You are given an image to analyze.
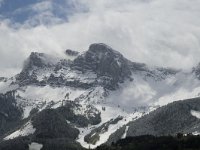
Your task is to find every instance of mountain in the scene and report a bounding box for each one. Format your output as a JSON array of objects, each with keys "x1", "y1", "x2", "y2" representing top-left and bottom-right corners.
[{"x1": 0, "y1": 43, "x2": 200, "y2": 149}]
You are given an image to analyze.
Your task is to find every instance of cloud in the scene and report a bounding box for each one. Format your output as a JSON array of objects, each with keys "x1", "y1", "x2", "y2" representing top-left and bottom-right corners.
[{"x1": 1, "y1": 0, "x2": 200, "y2": 77}]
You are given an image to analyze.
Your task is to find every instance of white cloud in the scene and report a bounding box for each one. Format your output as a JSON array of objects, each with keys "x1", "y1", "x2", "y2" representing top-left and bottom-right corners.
[
  {"x1": 31, "y1": 1, "x2": 52, "y2": 12},
  {"x1": 1, "y1": 0, "x2": 200, "y2": 77}
]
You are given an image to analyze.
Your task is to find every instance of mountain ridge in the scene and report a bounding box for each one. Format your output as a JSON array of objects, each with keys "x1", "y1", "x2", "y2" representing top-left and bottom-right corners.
[{"x1": 1, "y1": 43, "x2": 200, "y2": 149}]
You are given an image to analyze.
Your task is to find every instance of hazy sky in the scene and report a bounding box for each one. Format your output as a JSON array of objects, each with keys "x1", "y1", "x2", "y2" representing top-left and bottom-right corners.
[{"x1": 0, "y1": 0, "x2": 200, "y2": 77}]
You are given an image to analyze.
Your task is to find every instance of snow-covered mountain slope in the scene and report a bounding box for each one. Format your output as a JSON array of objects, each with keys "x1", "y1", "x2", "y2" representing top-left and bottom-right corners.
[{"x1": 1, "y1": 43, "x2": 200, "y2": 149}]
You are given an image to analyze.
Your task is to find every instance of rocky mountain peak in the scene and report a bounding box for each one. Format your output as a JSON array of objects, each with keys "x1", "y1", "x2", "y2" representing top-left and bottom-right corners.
[
  {"x1": 86, "y1": 43, "x2": 128, "y2": 65},
  {"x1": 88, "y1": 43, "x2": 118, "y2": 55},
  {"x1": 27, "y1": 52, "x2": 46, "y2": 68},
  {"x1": 65, "y1": 49, "x2": 79, "y2": 56},
  {"x1": 24, "y1": 52, "x2": 59, "y2": 70},
  {"x1": 72, "y1": 43, "x2": 132, "y2": 89},
  {"x1": 15, "y1": 52, "x2": 60, "y2": 85}
]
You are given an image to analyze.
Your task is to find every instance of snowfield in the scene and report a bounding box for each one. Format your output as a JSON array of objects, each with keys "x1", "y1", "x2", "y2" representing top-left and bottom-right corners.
[
  {"x1": 4, "y1": 121, "x2": 36, "y2": 140},
  {"x1": 76, "y1": 105, "x2": 147, "y2": 149},
  {"x1": 16, "y1": 85, "x2": 87, "y2": 118}
]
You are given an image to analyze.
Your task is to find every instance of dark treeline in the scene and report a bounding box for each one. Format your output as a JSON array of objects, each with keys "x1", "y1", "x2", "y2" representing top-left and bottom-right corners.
[
  {"x1": 96, "y1": 134, "x2": 200, "y2": 150},
  {"x1": 1, "y1": 134, "x2": 200, "y2": 150}
]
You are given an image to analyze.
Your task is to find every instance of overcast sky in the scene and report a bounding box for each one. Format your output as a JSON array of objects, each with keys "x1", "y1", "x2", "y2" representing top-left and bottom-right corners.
[{"x1": 0, "y1": 0, "x2": 200, "y2": 77}]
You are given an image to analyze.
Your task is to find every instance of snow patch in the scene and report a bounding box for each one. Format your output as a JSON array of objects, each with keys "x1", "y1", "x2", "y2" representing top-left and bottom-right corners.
[
  {"x1": 29, "y1": 142, "x2": 43, "y2": 150},
  {"x1": 121, "y1": 126, "x2": 129, "y2": 139},
  {"x1": 4, "y1": 121, "x2": 36, "y2": 140},
  {"x1": 23, "y1": 106, "x2": 34, "y2": 119},
  {"x1": 0, "y1": 79, "x2": 18, "y2": 94},
  {"x1": 191, "y1": 110, "x2": 200, "y2": 119},
  {"x1": 192, "y1": 131, "x2": 200, "y2": 135}
]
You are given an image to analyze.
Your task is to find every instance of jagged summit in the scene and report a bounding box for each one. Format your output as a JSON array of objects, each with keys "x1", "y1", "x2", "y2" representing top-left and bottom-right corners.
[
  {"x1": 73, "y1": 43, "x2": 132, "y2": 88},
  {"x1": 65, "y1": 49, "x2": 79, "y2": 56},
  {"x1": 88, "y1": 43, "x2": 120, "y2": 54},
  {"x1": 87, "y1": 43, "x2": 126, "y2": 64},
  {"x1": 15, "y1": 52, "x2": 61, "y2": 85},
  {"x1": 26, "y1": 52, "x2": 59, "y2": 68}
]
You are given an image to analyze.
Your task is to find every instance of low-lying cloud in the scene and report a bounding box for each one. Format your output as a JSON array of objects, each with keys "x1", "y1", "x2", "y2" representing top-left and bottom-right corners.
[{"x1": 1, "y1": 0, "x2": 200, "y2": 77}]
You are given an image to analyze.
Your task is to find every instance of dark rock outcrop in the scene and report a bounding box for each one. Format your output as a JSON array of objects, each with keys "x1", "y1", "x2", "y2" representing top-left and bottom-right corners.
[
  {"x1": 73, "y1": 43, "x2": 132, "y2": 89},
  {"x1": 65, "y1": 49, "x2": 79, "y2": 56}
]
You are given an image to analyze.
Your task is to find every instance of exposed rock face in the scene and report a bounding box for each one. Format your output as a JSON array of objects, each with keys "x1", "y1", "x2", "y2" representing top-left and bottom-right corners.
[
  {"x1": 0, "y1": 77, "x2": 7, "y2": 82},
  {"x1": 65, "y1": 49, "x2": 79, "y2": 56},
  {"x1": 73, "y1": 43, "x2": 132, "y2": 89},
  {"x1": 21, "y1": 52, "x2": 58, "y2": 73},
  {"x1": 26, "y1": 52, "x2": 47, "y2": 69},
  {"x1": 192, "y1": 63, "x2": 200, "y2": 79},
  {"x1": 16, "y1": 52, "x2": 59, "y2": 86}
]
